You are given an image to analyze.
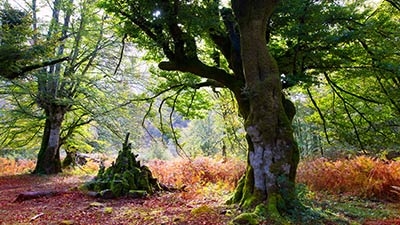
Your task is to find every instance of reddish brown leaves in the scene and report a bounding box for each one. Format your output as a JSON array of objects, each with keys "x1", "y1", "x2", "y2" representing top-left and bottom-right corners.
[
  {"x1": 0, "y1": 158, "x2": 35, "y2": 176},
  {"x1": 297, "y1": 156, "x2": 400, "y2": 201},
  {"x1": 363, "y1": 219, "x2": 400, "y2": 225},
  {"x1": 0, "y1": 173, "x2": 235, "y2": 224},
  {"x1": 147, "y1": 157, "x2": 246, "y2": 191}
]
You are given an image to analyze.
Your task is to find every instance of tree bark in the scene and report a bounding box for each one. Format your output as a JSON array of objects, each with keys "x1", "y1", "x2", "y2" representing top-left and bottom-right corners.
[
  {"x1": 108, "y1": 0, "x2": 299, "y2": 220},
  {"x1": 33, "y1": 106, "x2": 67, "y2": 174},
  {"x1": 32, "y1": 0, "x2": 70, "y2": 175},
  {"x1": 62, "y1": 148, "x2": 77, "y2": 168},
  {"x1": 229, "y1": 0, "x2": 300, "y2": 220}
]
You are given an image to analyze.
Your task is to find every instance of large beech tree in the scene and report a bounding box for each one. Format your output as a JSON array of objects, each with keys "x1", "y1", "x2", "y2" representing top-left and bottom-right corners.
[
  {"x1": 21, "y1": 0, "x2": 116, "y2": 174},
  {"x1": 1, "y1": 0, "x2": 146, "y2": 175},
  {"x1": 229, "y1": 0, "x2": 298, "y2": 215},
  {"x1": 100, "y1": 0, "x2": 298, "y2": 220}
]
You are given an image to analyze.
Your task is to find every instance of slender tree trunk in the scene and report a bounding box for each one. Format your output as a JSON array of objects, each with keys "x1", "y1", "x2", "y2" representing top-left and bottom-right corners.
[
  {"x1": 62, "y1": 148, "x2": 77, "y2": 168},
  {"x1": 229, "y1": 0, "x2": 300, "y2": 220},
  {"x1": 33, "y1": 106, "x2": 67, "y2": 174}
]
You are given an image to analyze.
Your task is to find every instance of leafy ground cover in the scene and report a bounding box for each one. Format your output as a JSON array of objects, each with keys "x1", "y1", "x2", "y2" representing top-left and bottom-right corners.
[
  {"x1": 0, "y1": 157, "x2": 243, "y2": 224},
  {"x1": 296, "y1": 185, "x2": 400, "y2": 225},
  {"x1": 0, "y1": 156, "x2": 400, "y2": 224},
  {"x1": 0, "y1": 173, "x2": 239, "y2": 224},
  {"x1": 0, "y1": 158, "x2": 35, "y2": 176},
  {"x1": 297, "y1": 156, "x2": 400, "y2": 201}
]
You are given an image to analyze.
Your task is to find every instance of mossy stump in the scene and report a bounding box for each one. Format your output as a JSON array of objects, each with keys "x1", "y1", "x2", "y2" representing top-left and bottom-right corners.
[{"x1": 84, "y1": 133, "x2": 162, "y2": 198}]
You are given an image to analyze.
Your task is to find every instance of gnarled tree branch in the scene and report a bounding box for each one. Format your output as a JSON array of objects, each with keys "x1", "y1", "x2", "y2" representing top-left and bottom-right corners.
[{"x1": 306, "y1": 88, "x2": 331, "y2": 145}]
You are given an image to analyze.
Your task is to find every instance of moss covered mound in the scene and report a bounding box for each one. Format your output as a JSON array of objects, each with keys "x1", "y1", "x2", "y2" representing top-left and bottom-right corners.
[{"x1": 84, "y1": 133, "x2": 162, "y2": 198}]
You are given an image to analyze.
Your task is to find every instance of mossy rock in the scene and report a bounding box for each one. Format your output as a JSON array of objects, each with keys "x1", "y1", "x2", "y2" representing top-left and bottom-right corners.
[
  {"x1": 131, "y1": 167, "x2": 141, "y2": 177},
  {"x1": 137, "y1": 175, "x2": 150, "y2": 192},
  {"x1": 81, "y1": 180, "x2": 95, "y2": 191},
  {"x1": 59, "y1": 220, "x2": 75, "y2": 225},
  {"x1": 99, "y1": 189, "x2": 114, "y2": 199},
  {"x1": 103, "y1": 207, "x2": 113, "y2": 214},
  {"x1": 94, "y1": 180, "x2": 110, "y2": 192},
  {"x1": 123, "y1": 170, "x2": 137, "y2": 190},
  {"x1": 84, "y1": 133, "x2": 162, "y2": 198},
  {"x1": 110, "y1": 180, "x2": 122, "y2": 197},
  {"x1": 191, "y1": 205, "x2": 215, "y2": 215},
  {"x1": 231, "y1": 212, "x2": 260, "y2": 225},
  {"x1": 128, "y1": 190, "x2": 148, "y2": 198}
]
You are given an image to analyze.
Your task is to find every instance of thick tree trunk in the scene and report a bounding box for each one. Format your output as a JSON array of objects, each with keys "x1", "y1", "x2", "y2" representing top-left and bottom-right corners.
[
  {"x1": 33, "y1": 106, "x2": 67, "y2": 174},
  {"x1": 229, "y1": 0, "x2": 300, "y2": 221}
]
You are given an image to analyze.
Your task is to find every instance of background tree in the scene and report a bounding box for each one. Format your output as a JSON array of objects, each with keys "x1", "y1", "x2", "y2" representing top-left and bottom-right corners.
[
  {"x1": 0, "y1": 2, "x2": 158, "y2": 172},
  {"x1": 0, "y1": 3, "x2": 67, "y2": 79},
  {"x1": 32, "y1": 0, "x2": 114, "y2": 174},
  {"x1": 180, "y1": 90, "x2": 247, "y2": 158},
  {"x1": 272, "y1": 0, "x2": 400, "y2": 156},
  {"x1": 0, "y1": 0, "x2": 129, "y2": 174},
  {"x1": 0, "y1": 5, "x2": 161, "y2": 169}
]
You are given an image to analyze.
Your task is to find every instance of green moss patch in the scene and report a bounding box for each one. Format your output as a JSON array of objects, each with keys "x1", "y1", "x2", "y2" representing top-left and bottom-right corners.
[{"x1": 83, "y1": 133, "x2": 162, "y2": 198}]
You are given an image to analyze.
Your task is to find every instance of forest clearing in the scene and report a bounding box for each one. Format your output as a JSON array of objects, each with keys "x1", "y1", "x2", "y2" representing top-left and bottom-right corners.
[
  {"x1": 1, "y1": 0, "x2": 399, "y2": 223},
  {"x1": 1, "y1": 156, "x2": 400, "y2": 224}
]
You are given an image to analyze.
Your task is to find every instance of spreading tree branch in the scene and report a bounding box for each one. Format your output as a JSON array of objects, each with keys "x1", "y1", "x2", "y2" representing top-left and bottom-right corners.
[
  {"x1": 116, "y1": 5, "x2": 174, "y2": 59},
  {"x1": 185, "y1": 89, "x2": 197, "y2": 117},
  {"x1": 386, "y1": 0, "x2": 400, "y2": 11},
  {"x1": 158, "y1": 59, "x2": 237, "y2": 90},
  {"x1": 169, "y1": 87, "x2": 191, "y2": 159},
  {"x1": 114, "y1": 34, "x2": 127, "y2": 76},
  {"x1": 141, "y1": 101, "x2": 157, "y2": 142},
  {"x1": 324, "y1": 73, "x2": 381, "y2": 104},
  {"x1": 2, "y1": 57, "x2": 69, "y2": 79},
  {"x1": 376, "y1": 73, "x2": 400, "y2": 115},
  {"x1": 306, "y1": 88, "x2": 331, "y2": 145},
  {"x1": 324, "y1": 72, "x2": 389, "y2": 142},
  {"x1": 331, "y1": 86, "x2": 365, "y2": 152},
  {"x1": 117, "y1": 1, "x2": 240, "y2": 92}
]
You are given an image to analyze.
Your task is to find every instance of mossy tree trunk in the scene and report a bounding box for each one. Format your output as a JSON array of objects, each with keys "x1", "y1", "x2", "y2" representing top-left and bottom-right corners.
[
  {"x1": 229, "y1": 0, "x2": 300, "y2": 220},
  {"x1": 103, "y1": 0, "x2": 299, "y2": 220},
  {"x1": 33, "y1": 106, "x2": 67, "y2": 174}
]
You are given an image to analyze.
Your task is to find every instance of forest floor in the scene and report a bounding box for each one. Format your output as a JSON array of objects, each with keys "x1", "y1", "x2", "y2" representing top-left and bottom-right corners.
[
  {"x1": 0, "y1": 174, "x2": 400, "y2": 225},
  {"x1": 0, "y1": 174, "x2": 236, "y2": 225},
  {"x1": 1, "y1": 157, "x2": 400, "y2": 224}
]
